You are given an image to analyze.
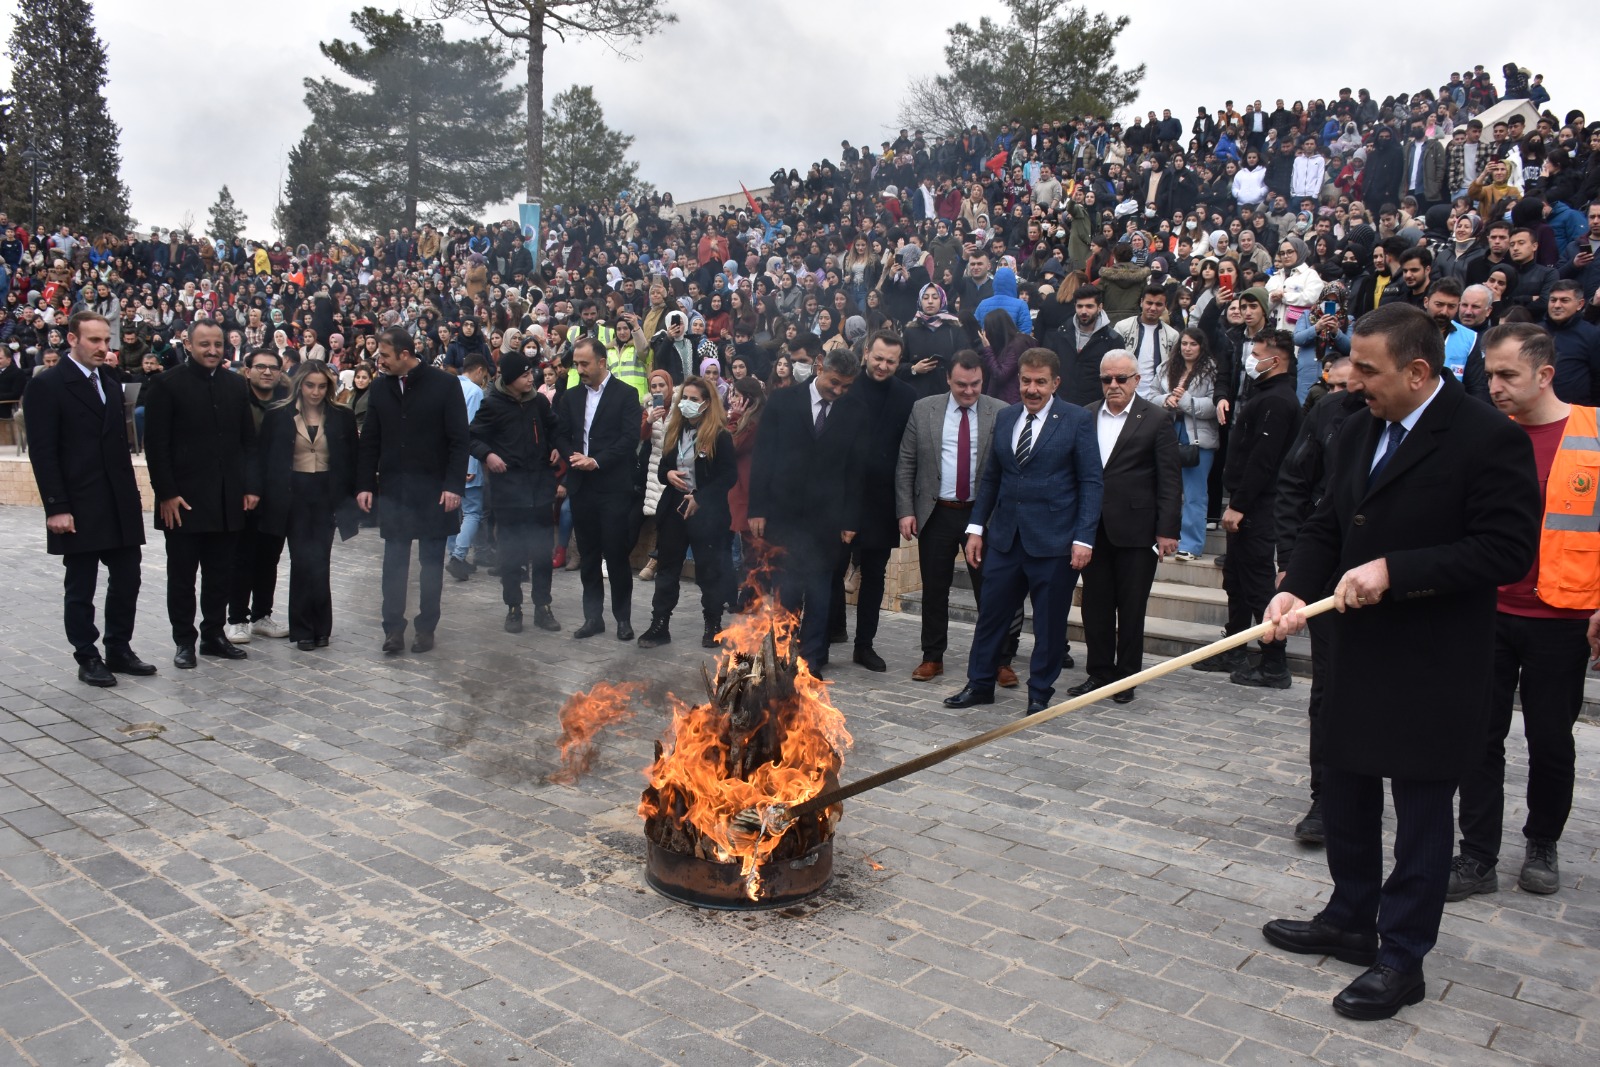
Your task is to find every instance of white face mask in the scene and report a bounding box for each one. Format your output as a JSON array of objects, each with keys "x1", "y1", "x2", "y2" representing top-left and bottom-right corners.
[
  {"x1": 677, "y1": 398, "x2": 704, "y2": 420},
  {"x1": 1244, "y1": 351, "x2": 1273, "y2": 379},
  {"x1": 791, "y1": 361, "x2": 814, "y2": 383}
]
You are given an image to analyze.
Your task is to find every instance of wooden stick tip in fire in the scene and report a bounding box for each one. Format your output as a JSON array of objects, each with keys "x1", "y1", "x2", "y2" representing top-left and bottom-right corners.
[{"x1": 728, "y1": 804, "x2": 793, "y2": 849}]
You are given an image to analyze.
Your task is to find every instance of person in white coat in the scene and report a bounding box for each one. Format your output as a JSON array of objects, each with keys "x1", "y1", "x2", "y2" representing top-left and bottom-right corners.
[{"x1": 1265, "y1": 236, "x2": 1324, "y2": 331}]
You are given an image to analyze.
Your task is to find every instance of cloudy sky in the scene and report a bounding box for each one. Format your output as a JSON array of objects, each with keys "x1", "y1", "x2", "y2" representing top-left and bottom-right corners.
[{"x1": 0, "y1": 0, "x2": 1584, "y2": 236}]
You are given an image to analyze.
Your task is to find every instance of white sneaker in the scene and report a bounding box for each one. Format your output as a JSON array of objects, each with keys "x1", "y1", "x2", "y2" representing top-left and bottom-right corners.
[
  {"x1": 252, "y1": 614, "x2": 289, "y2": 638},
  {"x1": 225, "y1": 622, "x2": 252, "y2": 644}
]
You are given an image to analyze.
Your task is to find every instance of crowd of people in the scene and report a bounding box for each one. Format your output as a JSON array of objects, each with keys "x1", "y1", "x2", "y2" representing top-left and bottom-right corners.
[{"x1": 15, "y1": 56, "x2": 1600, "y2": 1027}]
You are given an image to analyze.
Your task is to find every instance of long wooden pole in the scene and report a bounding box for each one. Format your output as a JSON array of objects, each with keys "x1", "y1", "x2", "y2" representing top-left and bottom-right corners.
[{"x1": 784, "y1": 595, "x2": 1338, "y2": 821}]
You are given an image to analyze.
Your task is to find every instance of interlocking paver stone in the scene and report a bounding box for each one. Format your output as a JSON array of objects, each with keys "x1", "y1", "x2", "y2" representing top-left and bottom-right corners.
[{"x1": 0, "y1": 503, "x2": 1593, "y2": 1065}]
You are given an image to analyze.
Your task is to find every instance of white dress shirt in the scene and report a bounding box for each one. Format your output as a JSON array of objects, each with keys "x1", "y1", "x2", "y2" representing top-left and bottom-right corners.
[
  {"x1": 808, "y1": 380, "x2": 829, "y2": 425},
  {"x1": 966, "y1": 404, "x2": 1091, "y2": 547},
  {"x1": 67, "y1": 354, "x2": 105, "y2": 403},
  {"x1": 939, "y1": 394, "x2": 980, "y2": 501},
  {"x1": 1370, "y1": 376, "x2": 1443, "y2": 471},
  {"x1": 582, "y1": 371, "x2": 610, "y2": 456},
  {"x1": 1096, "y1": 404, "x2": 1130, "y2": 466}
]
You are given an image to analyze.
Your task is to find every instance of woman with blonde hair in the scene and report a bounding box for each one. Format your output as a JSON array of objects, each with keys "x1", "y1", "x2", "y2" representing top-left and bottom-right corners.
[
  {"x1": 256, "y1": 362, "x2": 359, "y2": 650},
  {"x1": 636, "y1": 376, "x2": 737, "y2": 650}
]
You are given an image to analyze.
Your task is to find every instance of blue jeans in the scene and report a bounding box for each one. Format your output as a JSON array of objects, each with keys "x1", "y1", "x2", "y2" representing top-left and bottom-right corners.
[
  {"x1": 447, "y1": 484, "x2": 484, "y2": 560},
  {"x1": 1175, "y1": 421, "x2": 1215, "y2": 555}
]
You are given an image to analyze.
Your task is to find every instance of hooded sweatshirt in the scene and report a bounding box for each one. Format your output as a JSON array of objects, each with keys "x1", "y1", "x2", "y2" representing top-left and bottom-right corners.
[{"x1": 973, "y1": 266, "x2": 1033, "y2": 335}]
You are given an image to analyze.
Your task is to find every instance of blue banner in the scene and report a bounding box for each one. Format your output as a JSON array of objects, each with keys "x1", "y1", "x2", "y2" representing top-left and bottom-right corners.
[{"x1": 518, "y1": 202, "x2": 541, "y2": 242}]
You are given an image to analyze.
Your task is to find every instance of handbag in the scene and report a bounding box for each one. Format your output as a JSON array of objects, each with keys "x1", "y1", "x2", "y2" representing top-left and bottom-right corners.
[{"x1": 1174, "y1": 408, "x2": 1201, "y2": 468}]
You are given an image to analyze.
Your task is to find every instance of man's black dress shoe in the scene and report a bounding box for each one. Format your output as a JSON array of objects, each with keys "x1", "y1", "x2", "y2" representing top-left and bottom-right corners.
[
  {"x1": 104, "y1": 651, "x2": 157, "y2": 676},
  {"x1": 1067, "y1": 677, "x2": 1107, "y2": 697},
  {"x1": 411, "y1": 631, "x2": 434, "y2": 653},
  {"x1": 296, "y1": 639, "x2": 317, "y2": 651},
  {"x1": 616, "y1": 621, "x2": 635, "y2": 642},
  {"x1": 1333, "y1": 964, "x2": 1426, "y2": 1021},
  {"x1": 853, "y1": 647, "x2": 887, "y2": 672},
  {"x1": 944, "y1": 685, "x2": 995, "y2": 709},
  {"x1": 199, "y1": 637, "x2": 247, "y2": 660},
  {"x1": 1025, "y1": 700, "x2": 1048, "y2": 715},
  {"x1": 382, "y1": 631, "x2": 406, "y2": 654},
  {"x1": 78, "y1": 657, "x2": 117, "y2": 687},
  {"x1": 314, "y1": 637, "x2": 329, "y2": 647},
  {"x1": 1262, "y1": 917, "x2": 1378, "y2": 966},
  {"x1": 1112, "y1": 688, "x2": 1135, "y2": 704},
  {"x1": 572, "y1": 618, "x2": 605, "y2": 639},
  {"x1": 173, "y1": 645, "x2": 197, "y2": 670}
]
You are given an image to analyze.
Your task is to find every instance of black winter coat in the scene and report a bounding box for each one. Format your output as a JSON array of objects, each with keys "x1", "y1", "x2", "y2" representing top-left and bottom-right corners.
[
  {"x1": 1045, "y1": 322, "x2": 1122, "y2": 407},
  {"x1": 748, "y1": 385, "x2": 869, "y2": 537},
  {"x1": 848, "y1": 372, "x2": 917, "y2": 550},
  {"x1": 356, "y1": 364, "x2": 470, "y2": 540},
  {"x1": 26, "y1": 363, "x2": 145, "y2": 555},
  {"x1": 899, "y1": 319, "x2": 965, "y2": 398},
  {"x1": 143, "y1": 359, "x2": 259, "y2": 533},
  {"x1": 656, "y1": 427, "x2": 736, "y2": 542},
  {"x1": 1283, "y1": 378, "x2": 1539, "y2": 779},
  {"x1": 256, "y1": 403, "x2": 359, "y2": 540},
  {"x1": 469, "y1": 384, "x2": 560, "y2": 511}
]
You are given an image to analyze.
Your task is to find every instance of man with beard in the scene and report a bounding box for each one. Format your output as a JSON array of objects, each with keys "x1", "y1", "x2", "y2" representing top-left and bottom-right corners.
[
  {"x1": 829, "y1": 332, "x2": 915, "y2": 672},
  {"x1": 1362, "y1": 127, "x2": 1406, "y2": 213},
  {"x1": 1420, "y1": 279, "x2": 1488, "y2": 401},
  {"x1": 1047, "y1": 285, "x2": 1123, "y2": 406}
]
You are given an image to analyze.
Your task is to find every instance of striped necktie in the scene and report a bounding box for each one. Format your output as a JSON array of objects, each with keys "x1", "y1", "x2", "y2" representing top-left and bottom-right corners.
[{"x1": 1015, "y1": 412, "x2": 1036, "y2": 466}]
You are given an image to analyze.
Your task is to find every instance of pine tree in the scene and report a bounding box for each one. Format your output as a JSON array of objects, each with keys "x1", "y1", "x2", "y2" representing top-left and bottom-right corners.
[
  {"x1": 207, "y1": 185, "x2": 248, "y2": 244},
  {"x1": 304, "y1": 7, "x2": 524, "y2": 231},
  {"x1": 274, "y1": 131, "x2": 334, "y2": 246},
  {"x1": 542, "y1": 85, "x2": 641, "y2": 209},
  {"x1": 0, "y1": 0, "x2": 130, "y2": 232}
]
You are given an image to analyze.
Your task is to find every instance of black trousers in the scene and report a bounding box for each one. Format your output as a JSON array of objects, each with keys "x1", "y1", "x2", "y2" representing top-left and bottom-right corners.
[
  {"x1": 915, "y1": 504, "x2": 1021, "y2": 663},
  {"x1": 829, "y1": 543, "x2": 892, "y2": 650},
  {"x1": 1318, "y1": 766, "x2": 1457, "y2": 974},
  {"x1": 285, "y1": 472, "x2": 335, "y2": 643},
  {"x1": 1458, "y1": 613, "x2": 1589, "y2": 865},
  {"x1": 652, "y1": 508, "x2": 731, "y2": 625},
  {"x1": 164, "y1": 530, "x2": 237, "y2": 645},
  {"x1": 572, "y1": 492, "x2": 634, "y2": 625},
  {"x1": 227, "y1": 516, "x2": 285, "y2": 624},
  {"x1": 1222, "y1": 513, "x2": 1283, "y2": 669},
  {"x1": 62, "y1": 545, "x2": 142, "y2": 663},
  {"x1": 1307, "y1": 617, "x2": 1332, "y2": 800},
  {"x1": 381, "y1": 536, "x2": 446, "y2": 635},
  {"x1": 769, "y1": 522, "x2": 841, "y2": 671},
  {"x1": 1080, "y1": 531, "x2": 1161, "y2": 682},
  {"x1": 496, "y1": 507, "x2": 554, "y2": 608}
]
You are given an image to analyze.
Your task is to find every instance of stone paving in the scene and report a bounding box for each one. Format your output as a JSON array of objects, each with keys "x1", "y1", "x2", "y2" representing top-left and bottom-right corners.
[{"x1": 0, "y1": 502, "x2": 1595, "y2": 1067}]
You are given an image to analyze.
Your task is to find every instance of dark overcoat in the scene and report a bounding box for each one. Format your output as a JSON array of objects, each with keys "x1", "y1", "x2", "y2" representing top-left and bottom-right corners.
[
  {"x1": 256, "y1": 403, "x2": 360, "y2": 540},
  {"x1": 142, "y1": 358, "x2": 259, "y2": 532},
  {"x1": 356, "y1": 364, "x2": 470, "y2": 541},
  {"x1": 26, "y1": 362, "x2": 146, "y2": 555},
  {"x1": 1283, "y1": 378, "x2": 1540, "y2": 780}
]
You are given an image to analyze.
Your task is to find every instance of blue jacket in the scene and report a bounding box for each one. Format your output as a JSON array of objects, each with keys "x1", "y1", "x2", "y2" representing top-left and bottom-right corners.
[
  {"x1": 971, "y1": 398, "x2": 1103, "y2": 558},
  {"x1": 974, "y1": 267, "x2": 1033, "y2": 336},
  {"x1": 1548, "y1": 200, "x2": 1587, "y2": 252}
]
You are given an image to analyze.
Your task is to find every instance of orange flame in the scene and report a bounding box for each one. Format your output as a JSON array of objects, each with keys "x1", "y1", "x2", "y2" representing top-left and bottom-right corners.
[
  {"x1": 548, "y1": 681, "x2": 645, "y2": 785},
  {"x1": 638, "y1": 588, "x2": 851, "y2": 899}
]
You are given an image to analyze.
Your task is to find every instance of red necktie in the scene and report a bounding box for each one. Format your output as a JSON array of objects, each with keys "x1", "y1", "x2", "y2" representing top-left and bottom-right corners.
[{"x1": 956, "y1": 405, "x2": 971, "y2": 501}]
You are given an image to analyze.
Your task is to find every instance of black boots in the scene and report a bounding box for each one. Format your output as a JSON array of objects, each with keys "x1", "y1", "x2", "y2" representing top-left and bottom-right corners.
[
  {"x1": 533, "y1": 604, "x2": 561, "y2": 632},
  {"x1": 703, "y1": 616, "x2": 722, "y2": 649},
  {"x1": 637, "y1": 617, "x2": 672, "y2": 649},
  {"x1": 504, "y1": 606, "x2": 523, "y2": 633}
]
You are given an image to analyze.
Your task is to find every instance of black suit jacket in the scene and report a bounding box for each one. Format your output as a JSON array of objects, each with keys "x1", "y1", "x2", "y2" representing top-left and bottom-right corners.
[
  {"x1": 554, "y1": 374, "x2": 644, "y2": 499},
  {"x1": 26, "y1": 363, "x2": 146, "y2": 555},
  {"x1": 256, "y1": 404, "x2": 360, "y2": 540},
  {"x1": 356, "y1": 363, "x2": 469, "y2": 540},
  {"x1": 143, "y1": 359, "x2": 259, "y2": 533},
  {"x1": 1086, "y1": 395, "x2": 1182, "y2": 548},
  {"x1": 1283, "y1": 378, "x2": 1539, "y2": 780},
  {"x1": 748, "y1": 384, "x2": 868, "y2": 537}
]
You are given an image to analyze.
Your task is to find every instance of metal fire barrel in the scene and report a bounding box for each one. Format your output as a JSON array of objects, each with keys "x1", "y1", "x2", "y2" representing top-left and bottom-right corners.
[{"x1": 644, "y1": 838, "x2": 833, "y2": 910}]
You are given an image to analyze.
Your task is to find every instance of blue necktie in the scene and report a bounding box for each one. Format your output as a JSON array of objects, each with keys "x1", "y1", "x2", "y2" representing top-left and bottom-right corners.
[{"x1": 1367, "y1": 422, "x2": 1407, "y2": 490}]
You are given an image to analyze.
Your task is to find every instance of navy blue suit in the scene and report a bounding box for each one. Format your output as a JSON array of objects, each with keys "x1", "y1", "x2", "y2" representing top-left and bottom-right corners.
[{"x1": 966, "y1": 398, "x2": 1103, "y2": 704}]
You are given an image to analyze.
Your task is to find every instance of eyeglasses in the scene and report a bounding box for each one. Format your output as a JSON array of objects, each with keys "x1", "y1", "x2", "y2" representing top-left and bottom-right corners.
[{"x1": 1099, "y1": 374, "x2": 1135, "y2": 384}]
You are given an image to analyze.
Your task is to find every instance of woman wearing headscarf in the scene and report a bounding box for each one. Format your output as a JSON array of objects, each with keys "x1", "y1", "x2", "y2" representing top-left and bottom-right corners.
[
  {"x1": 1483, "y1": 262, "x2": 1520, "y2": 326},
  {"x1": 1265, "y1": 235, "x2": 1324, "y2": 330},
  {"x1": 1433, "y1": 213, "x2": 1483, "y2": 279},
  {"x1": 255, "y1": 362, "x2": 359, "y2": 651}
]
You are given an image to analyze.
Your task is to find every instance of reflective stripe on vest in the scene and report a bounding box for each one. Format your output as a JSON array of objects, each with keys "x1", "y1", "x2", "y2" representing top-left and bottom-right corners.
[{"x1": 1536, "y1": 405, "x2": 1600, "y2": 609}]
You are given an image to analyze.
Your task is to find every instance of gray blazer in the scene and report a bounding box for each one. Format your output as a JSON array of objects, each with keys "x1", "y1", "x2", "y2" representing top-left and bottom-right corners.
[{"x1": 895, "y1": 391, "x2": 1007, "y2": 532}]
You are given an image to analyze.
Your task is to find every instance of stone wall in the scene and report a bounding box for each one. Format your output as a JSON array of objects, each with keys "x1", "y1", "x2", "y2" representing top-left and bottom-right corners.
[{"x1": 0, "y1": 453, "x2": 157, "y2": 511}]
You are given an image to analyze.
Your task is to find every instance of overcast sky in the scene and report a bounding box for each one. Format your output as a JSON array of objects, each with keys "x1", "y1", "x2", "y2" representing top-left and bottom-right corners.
[{"x1": 0, "y1": 0, "x2": 1586, "y2": 237}]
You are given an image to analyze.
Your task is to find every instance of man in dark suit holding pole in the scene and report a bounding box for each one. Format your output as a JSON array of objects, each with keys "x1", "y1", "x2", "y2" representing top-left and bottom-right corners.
[
  {"x1": 945, "y1": 347, "x2": 1103, "y2": 715},
  {"x1": 27, "y1": 311, "x2": 156, "y2": 686},
  {"x1": 143, "y1": 319, "x2": 259, "y2": 669},
  {"x1": 554, "y1": 336, "x2": 642, "y2": 640},
  {"x1": 356, "y1": 326, "x2": 470, "y2": 654},
  {"x1": 1261, "y1": 303, "x2": 1539, "y2": 1021},
  {"x1": 1071, "y1": 350, "x2": 1181, "y2": 703}
]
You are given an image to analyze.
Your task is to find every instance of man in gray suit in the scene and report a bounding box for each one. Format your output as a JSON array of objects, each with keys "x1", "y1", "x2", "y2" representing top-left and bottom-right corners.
[{"x1": 896, "y1": 351, "x2": 1019, "y2": 684}]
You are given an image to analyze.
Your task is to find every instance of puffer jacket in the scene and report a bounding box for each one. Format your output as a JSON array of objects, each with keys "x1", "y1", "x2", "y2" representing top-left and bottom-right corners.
[{"x1": 642, "y1": 411, "x2": 669, "y2": 517}]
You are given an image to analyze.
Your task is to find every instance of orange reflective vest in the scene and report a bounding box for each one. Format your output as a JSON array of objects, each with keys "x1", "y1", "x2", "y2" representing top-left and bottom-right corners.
[{"x1": 1535, "y1": 404, "x2": 1600, "y2": 609}]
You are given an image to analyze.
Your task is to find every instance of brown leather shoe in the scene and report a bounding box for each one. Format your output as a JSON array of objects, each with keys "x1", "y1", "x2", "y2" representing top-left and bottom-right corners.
[
  {"x1": 997, "y1": 665, "x2": 1019, "y2": 688},
  {"x1": 911, "y1": 660, "x2": 943, "y2": 681}
]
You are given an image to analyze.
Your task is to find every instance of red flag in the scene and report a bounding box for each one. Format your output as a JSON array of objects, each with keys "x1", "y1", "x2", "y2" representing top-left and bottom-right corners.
[{"x1": 740, "y1": 182, "x2": 761, "y2": 217}]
